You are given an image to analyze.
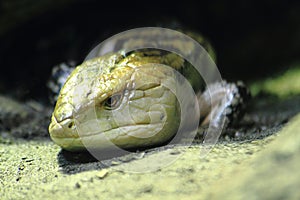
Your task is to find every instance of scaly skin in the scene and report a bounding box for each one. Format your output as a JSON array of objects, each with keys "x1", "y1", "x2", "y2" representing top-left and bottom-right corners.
[{"x1": 48, "y1": 50, "x2": 201, "y2": 151}]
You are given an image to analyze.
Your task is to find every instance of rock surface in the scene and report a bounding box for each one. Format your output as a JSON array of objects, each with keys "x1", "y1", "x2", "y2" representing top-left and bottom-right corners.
[{"x1": 1, "y1": 114, "x2": 300, "y2": 199}]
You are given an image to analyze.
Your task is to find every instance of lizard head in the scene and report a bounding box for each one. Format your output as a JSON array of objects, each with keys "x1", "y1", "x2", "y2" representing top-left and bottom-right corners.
[{"x1": 49, "y1": 52, "x2": 181, "y2": 151}]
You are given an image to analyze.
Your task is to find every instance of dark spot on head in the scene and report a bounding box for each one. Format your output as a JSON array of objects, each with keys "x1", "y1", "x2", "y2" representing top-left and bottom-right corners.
[
  {"x1": 109, "y1": 66, "x2": 116, "y2": 73},
  {"x1": 68, "y1": 121, "x2": 74, "y2": 129}
]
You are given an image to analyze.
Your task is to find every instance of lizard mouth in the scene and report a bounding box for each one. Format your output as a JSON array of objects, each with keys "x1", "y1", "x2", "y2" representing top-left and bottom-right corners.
[{"x1": 50, "y1": 120, "x2": 167, "y2": 152}]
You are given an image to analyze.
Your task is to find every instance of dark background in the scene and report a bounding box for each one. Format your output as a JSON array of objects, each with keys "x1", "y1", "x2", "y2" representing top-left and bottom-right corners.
[{"x1": 0, "y1": 0, "x2": 299, "y2": 101}]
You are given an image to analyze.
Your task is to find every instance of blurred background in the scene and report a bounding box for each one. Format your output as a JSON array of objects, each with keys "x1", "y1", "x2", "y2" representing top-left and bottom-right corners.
[{"x1": 0, "y1": 0, "x2": 299, "y2": 101}]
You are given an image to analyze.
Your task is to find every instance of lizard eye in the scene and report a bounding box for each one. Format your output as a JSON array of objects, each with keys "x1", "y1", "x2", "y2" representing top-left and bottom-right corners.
[{"x1": 104, "y1": 93, "x2": 123, "y2": 110}]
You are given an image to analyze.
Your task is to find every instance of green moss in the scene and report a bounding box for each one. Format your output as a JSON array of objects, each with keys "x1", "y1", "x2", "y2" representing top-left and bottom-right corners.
[{"x1": 250, "y1": 65, "x2": 300, "y2": 97}]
